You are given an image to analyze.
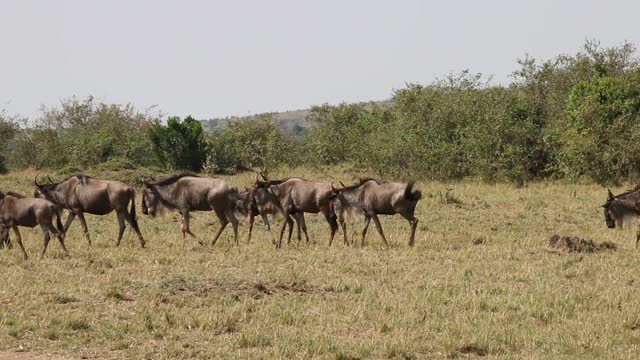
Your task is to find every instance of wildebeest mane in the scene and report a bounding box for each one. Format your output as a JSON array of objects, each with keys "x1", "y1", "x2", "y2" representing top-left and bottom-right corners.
[
  {"x1": 358, "y1": 177, "x2": 384, "y2": 185},
  {"x1": 614, "y1": 185, "x2": 640, "y2": 200},
  {"x1": 6, "y1": 191, "x2": 26, "y2": 198},
  {"x1": 149, "y1": 173, "x2": 201, "y2": 187}
]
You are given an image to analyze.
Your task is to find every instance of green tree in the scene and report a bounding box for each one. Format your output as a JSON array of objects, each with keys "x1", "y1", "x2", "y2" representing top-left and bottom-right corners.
[
  {"x1": 0, "y1": 115, "x2": 17, "y2": 173},
  {"x1": 560, "y1": 69, "x2": 640, "y2": 182},
  {"x1": 148, "y1": 115, "x2": 208, "y2": 171}
]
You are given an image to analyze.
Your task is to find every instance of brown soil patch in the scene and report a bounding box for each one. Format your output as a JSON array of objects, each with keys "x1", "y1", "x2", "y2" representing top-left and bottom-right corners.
[
  {"x1": 448, "y1": 344, "x2": 488, "y2": 358},
  {"x1": 548, "y1": 234, "x2": 617, "y2": 253},
  {"x1": 160, "y1": 276, "x2": 334, "y2": 300}
]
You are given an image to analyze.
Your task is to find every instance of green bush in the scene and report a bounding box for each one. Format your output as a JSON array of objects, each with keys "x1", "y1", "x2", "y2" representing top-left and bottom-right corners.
[{"x1": 148, "y1": 115, "x2": 207, "y2": 171}]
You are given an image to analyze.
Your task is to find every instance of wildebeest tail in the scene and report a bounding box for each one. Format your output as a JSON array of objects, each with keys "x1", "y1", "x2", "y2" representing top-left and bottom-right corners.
[
  {"x1": 405, "y1": 182, "x2": 422, "y2": 201},
  {"x1": 55, "y1": 209, "x2": 65, "y2": 234},
  {"x1": 129, "y1": 188, "x2": 141, "y2": 232}
]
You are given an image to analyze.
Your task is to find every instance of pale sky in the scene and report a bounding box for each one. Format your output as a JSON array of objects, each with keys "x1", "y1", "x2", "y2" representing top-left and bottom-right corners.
[{"x1": 1, "y1": 0, "x2": 638, "y2": 119}]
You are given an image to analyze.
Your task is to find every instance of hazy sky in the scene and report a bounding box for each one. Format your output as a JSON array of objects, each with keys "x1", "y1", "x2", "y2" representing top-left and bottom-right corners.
[{"x1": 1, "y1": 0, "x2": 638, "y2": 119}]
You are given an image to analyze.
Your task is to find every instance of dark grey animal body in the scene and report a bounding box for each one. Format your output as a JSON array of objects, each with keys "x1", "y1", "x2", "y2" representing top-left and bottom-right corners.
[
  {"x1": 142, "y1": 173, "x2": 241, "y2": 245},
  {"x1": 0, "y1": 191, "x2": 67, "y2": 259},
  {"x1": 255, "y1": 176, "x2": 338, "y2": 248},
  {"x1": 34, "y1": 175, "x2": 144, "y2": 247},
  {"x1": 236, "y1": 188, "x2": 298, "y2": 244},
  {"x1": 329, "y1": 178, "x2": 421, "y2": 247}
]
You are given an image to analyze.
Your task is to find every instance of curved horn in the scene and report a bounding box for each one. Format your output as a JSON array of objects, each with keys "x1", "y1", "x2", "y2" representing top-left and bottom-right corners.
[
  {"x1": 259, "y1": 172, "x2": 269, "y2": 181},
  {"x1": 34, "y1": 176, "x2": 40, "y2": 187},
  {"x1": 607, "y1": 188, "x2": 615, "y2": 200},
  {"x1": 339, "y1": 181, "x2": 346, "y2": 188},
  {"x1": 47, "y1": 175, "x2": 53, "y2": 184}
]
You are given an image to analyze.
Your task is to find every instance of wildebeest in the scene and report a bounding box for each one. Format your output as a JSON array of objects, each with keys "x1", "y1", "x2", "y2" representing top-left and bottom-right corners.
[
  {"x1": 141, "y1": 173, "x2": 241, "y2": 245},
  {"x1": 602, "y1": 187, "x2": 640, "y2": 247},
  {"x1": 254, "y1": 175, "x2": 338, "y2": 248},
  {"x1": 0, "y1": 191, "x2": 67, "y2": 259},
  {"x1": 235, "y1": 186, "x2": 298, "y2": 244},
  {"x1": 329, "y1": 178, "x2": 422, "y2": 247},
  {"x1": 34, "y1": 175, "x2": 144, "y2": 247}
]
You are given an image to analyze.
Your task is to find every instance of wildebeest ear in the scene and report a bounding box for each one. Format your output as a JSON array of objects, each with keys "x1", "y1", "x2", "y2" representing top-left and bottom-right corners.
[{"x1": 607, "y1": 189, "x2": 615, "y2": 200}]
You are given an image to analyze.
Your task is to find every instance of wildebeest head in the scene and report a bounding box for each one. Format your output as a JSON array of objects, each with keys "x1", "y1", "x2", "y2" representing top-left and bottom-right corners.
[
  {"x1": 602, "y1": 188, "x2": 639, "y2": 229},
  {"x1": 33, "y1": 176, "x2": 59, "y2": 202},
  {"x1": 141, "y1": 183, "x2": 160, "y2": 217}
]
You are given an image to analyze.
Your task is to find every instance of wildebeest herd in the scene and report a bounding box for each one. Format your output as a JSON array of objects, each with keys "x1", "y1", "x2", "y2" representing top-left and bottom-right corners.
[{"x1": 0, "y1": 173, "x2": 422, "y2": 259}]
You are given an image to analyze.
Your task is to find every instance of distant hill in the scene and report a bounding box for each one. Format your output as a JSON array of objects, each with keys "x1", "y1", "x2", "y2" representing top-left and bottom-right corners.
[
  {"x1": 201, "y1": 100, "x2": 390, "y2": 137},
  {"x1": 201, "y1": 108, "x2": 314, "y2": 137}
]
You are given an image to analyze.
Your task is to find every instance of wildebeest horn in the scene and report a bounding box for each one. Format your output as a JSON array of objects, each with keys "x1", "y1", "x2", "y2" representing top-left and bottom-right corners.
[
  {"x1": 607, "y1": 188, "x2": 615, "y2": 200},
  {"x1": 47, "y1": 175, "x2": 53, "y2": 184},
  {"x1": 339, "y1": 181, "x2": 346, "y2": 188},
  {"x1": 331, "y1": 182, "x2": 338, "y2": 192},
  {"x1": 259, "y1": 172, "x2": 269, "y2": 181},
  {"x1": 34, "y1": 176, "x2": 40, "y2": 186}
]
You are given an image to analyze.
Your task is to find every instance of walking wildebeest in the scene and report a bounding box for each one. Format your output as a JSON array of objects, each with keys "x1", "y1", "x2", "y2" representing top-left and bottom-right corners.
[
  {"x1": 329, "y1": 178, "x2": 422, "y2": 247},
  {"x1": 0, "y1": 191, "x2": 67, "y2": 259},
  {"x1": 254, "y1": 176, "x2": 338, "y2": 248},
  {"x1": 236, "y1": 186, "x2": 298, "y2": 244},
  {"x1": 141, "y1": 173, "x2": 241, "y2": 245},
  {"x1": 34, "y1": 174, "x2": 144, "y2": 247},
  {"x1": 602, "y1": 187, "x2": 640, "y2": 247}
]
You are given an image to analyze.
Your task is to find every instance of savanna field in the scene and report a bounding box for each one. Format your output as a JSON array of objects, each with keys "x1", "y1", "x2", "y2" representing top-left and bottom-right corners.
[{"x1": 1, "y1": 168, "x2": 640, "y2": 359}]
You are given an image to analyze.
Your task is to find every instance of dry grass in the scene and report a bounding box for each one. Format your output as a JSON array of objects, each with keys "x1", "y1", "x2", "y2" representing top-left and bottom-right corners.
[{"x1": 2, "y1": 168, "x2": 640, "y2": 359}]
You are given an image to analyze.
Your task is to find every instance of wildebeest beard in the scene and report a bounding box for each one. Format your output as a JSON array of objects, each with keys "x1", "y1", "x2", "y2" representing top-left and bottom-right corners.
[
  {"x1": 604, "y1": 199, "x2": 639, "y2": 229},
  {"x1": 144, "y1": 186, "x2": 175, "y2": 218}
]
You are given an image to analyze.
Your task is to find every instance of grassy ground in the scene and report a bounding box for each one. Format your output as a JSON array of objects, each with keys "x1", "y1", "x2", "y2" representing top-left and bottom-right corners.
[{"x1": 1, "y1": 169, "x2": 640, "y2": 359}]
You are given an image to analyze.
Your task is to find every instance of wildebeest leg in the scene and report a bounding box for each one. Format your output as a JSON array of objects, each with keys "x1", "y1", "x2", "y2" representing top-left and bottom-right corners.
[
  {"x1": 181, "y1": 210, "x2": 197, "y2": 241},
  {"x1": 286, "y1": 215, "x2": 295, "y2": 244},
  {"x1": 337, "y1": 213, "x2": 348, "y2": 245},
  {"x1": 53, "y1": 226, "x2": 68, "y2": 255},
  {"x1": 62, "y1": 212, "x2": 76, "y2": 239},
  {"x1": 371, "y1": 214, "x2": 389, "y2": 248},
  {"x1": 12, "y1": 226, "x2": 27, "y2": 260},
  {"x1": 278, "y1": 208, "x2": 292, "y2": 249},
  {"x1": 261, "y1": 214, "x2": 271, "y2": 231},
  {"x1": 40, "y1": 224, "x2": 52, "y2": 259},
  {"x1": 361, "y1": 216, "x2": 371, "y2": 247},
  {"x1": 225, "y1": 208, "x2": 239, "y2": 246},
  {"x1": 116, "y1": 211, "x2": 126, "y2": 247},
  {"x1": 323, "y1": 211, "x2": 338, "y2": 246},
  {"x1": 211, "y1": 209, "x2": 229, "y2": 246},
  {"x1": 123, "y1": 210, "x2": 145, "y2": 248},
  {"x1": 76, "y1": 212, "x2": 92, "y2": 246},
  {"x1": 400, "y1": 213, "x2": 419, "y2": 247},
  {"x1": 0, "y1": 227, "x2": 10, "y2": 249},
  {"x1": 247, "y1": 214, "x2": 255, "y2": 243},
  {"x1": 297, "y1": 213, "x2": 311, "y2": 244}
]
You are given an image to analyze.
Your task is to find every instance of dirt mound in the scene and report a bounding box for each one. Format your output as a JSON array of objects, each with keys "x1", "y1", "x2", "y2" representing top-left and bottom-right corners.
[
  {"x1": 548, "y1": 234, "x2": 616, "y2": 253},
  {"x1": 448, "y1": 344, "x2": 488, "y2": 358}
]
